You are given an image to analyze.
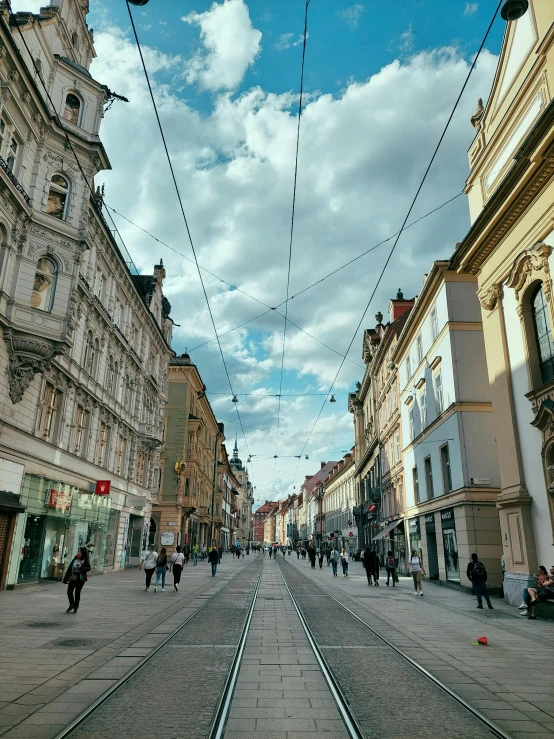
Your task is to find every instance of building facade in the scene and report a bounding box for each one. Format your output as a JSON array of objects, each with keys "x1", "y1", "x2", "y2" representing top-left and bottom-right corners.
[
  {"x1": 0, "y1": 1, "x2": 172, "y2": 589},
  {"x1": 253, "y1": 500, "x2": 276, "y2": 545},
  {"x1": 394, "y1": 264, "x2": 502, "y2": 590},
  {"x1": 449, "y1": 1, "x2": 554, "y2": 603},
  {"x1": 229, "y1": 441, "x2": 253, "y2": 548},
  {"x1": 322, "y1": 453, "x2": 357, "y2": 551}
]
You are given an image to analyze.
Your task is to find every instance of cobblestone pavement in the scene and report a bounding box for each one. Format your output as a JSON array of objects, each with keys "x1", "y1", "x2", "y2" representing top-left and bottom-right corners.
[
  {"x1": 225, "y1": 560, "x2": 349, "y2": 739},
  {"x1": 0, "y1": 554, "x2": 259, "y2": 738},
  {"x1": 283, "y1": 556, "x2": 554, "y2": 739}
]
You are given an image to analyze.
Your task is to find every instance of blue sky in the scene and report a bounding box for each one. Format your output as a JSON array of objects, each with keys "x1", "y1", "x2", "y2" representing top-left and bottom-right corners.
[{"x1": 15, "y1": 0, "x2": 508, "y2": 503}]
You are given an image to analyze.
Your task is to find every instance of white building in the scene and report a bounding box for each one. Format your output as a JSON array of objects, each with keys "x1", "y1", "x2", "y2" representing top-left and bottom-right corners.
[
  {"x1": 0, "y1": 0, "x2": 173, "y2": 589},
  {"x1": 394, "y1": 263, "x2": 502, "y2": 590},
  {"x1": 323, "y1": 453, "x2": 357, "y2": 551}
]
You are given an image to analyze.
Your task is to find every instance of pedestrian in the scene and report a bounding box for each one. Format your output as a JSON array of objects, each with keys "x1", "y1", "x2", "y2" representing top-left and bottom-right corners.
[
  {"x1": 192, "y1": 543, "x2": 199, "y2": 565},
  {"x1": 330, "y1": 547, "x2": 339, "y2": 576},
  {"x1": 371, "y1": 550, "x2": 380, "y2": 586},
  {"x1": 308, "y1": 546, "x2": 317, "y2": 569},
  {"x1": 326, "y1": 546, "x2": 331, "y2": 566},
  {"x1": 268, "y1": 546, "x2": 272, "y2": 559},
  {"x1": 171, "y1": 546, "x2": 185, "y2": 592},
  {"x1": 218, "y1": 546, "x2": 223, "y2": 563},
  {"x1": 63, "y1": 546, "x2": 91, "y2": 614},
  {"x1": 201, "y1": 545, "x2": 207, "y2": 561},
  {"x1": 385, "y1": 550, "x2": 397, "y2": 587},
  {"x1": 409, "y1": 549, "x2": 425, "y2": 596},
  {"x1": 154, "y1": 547, "x2": 168, "y2": 592},
  {"x1": 526, "y1": 565, "x2": 554, "y2": 619},
  {"x1": 362, "y1": 546, "x2": 373, "y2": 585},
  {"x1": 518, "y1": 566, "x2": 548, "y2": 611},
  {"x1": 140, "y1": 545, "x2": 158, "y2": 592},
  {"x1": 466, "y1": 553, "x2": 493, "y2": 610},
  {"x1": 318, "y1": 548, "x2": 324, "y2": 569},
  {"x1": 296, "y1": 547, "x2": 300, "y2": 559},
  {"x1": 208, "y1": 545, "x2": 219, "y2": 577},
  {"x1": 183, "y1": 544, "x2": 190, "y2": 565},
  {"x1": 340, "y1": 547, "x2": 349, "y2": 577}
]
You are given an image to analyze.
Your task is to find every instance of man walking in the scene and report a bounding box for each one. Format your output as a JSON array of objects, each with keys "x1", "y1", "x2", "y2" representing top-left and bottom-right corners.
[
  {"x1": 208, "y1": 546, "x2": 219, "y2": 577},
  {"x1": 466, "y1": 553, "x2": 493, "y2": 610},
  {"x1": 192, "y1": 543, "x2": 199, "y2": 565}
]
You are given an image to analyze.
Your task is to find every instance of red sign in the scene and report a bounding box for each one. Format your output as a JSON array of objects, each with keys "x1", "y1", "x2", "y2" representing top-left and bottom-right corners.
[
  {"x1": 48, "y1": 489, "x2": 72, "y2": 511},
  {"x1": 367, "y1": 503, "x2": 377, "y2": 513},
  {"x1": 348, "y1": 532, "x2": 354, "y2": 537},
  {"x1": 96, "y1": 480, "x2": 111, "y2": 496}
]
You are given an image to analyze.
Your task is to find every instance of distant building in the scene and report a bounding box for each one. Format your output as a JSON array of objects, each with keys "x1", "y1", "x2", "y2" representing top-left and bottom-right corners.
[{"x1": 253, "y1": 500, "x2": 277, "y2": 544}]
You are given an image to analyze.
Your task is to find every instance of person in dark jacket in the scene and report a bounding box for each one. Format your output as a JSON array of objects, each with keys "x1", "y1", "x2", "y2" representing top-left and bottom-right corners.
[
  {"x1": 318, "y1": 548, "x2": 324, "y2": 569},
  {"x1": 362, "y1": 547, "x2": 373, "y2": 585},
  {"x1": 385, "y1": 550, "x2": 397, "y2": 587},
  {"x1": 154, "y1": 547, "x2": 168, "y2": 592},
  {"x1": 308, "y1": 547, "x2": 317, "y2": 569},
  {"x1": 467, "y1": 553, "x2": 493, "y2": 609},
  {"x1": 208, "y1": 546, "x2": 219, "y2": 576},
  {"x1": 63, "y1": 547, "x2": 91, "y2": 614}
]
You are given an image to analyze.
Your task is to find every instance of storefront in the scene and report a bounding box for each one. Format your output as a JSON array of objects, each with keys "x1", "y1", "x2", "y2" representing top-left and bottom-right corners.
[
  {"x1": 17, "y1": 474, "x2": 111, "y2": 584},
  {"x1": 440, "y1": 507, "x2": 460, "y2": 582},
  {"x1": 424, "y1": 513, "x2": 439, "y2": 580},
  {"x1": 407, "y1": 517, "x2": 422, "y2": 559},
  {"x1": 0, "y1": 491, "x2": 25, "y2": 590}
]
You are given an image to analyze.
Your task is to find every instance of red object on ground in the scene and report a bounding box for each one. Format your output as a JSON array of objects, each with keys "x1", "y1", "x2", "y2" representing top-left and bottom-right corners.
[{"x1": 477, "y1": 636, "x2": 489, "y2": 646}]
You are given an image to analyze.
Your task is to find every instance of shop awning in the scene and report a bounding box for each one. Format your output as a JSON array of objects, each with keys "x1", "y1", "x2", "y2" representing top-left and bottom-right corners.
[
  {"x1": 372, "y1": 518, "x2": 403, "y2": 541},
  {"x1": 0, "y1": 491, "x2": 26, "y2": 513}
]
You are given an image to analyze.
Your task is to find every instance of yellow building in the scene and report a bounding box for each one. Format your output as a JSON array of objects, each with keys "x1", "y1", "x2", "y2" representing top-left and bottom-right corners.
[{"x1": 450, "y1": 1, "x2": 554, "y2": 603}]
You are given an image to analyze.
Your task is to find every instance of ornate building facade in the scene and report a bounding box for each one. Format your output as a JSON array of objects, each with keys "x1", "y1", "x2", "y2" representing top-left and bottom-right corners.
[
  {"x1": 0, "y1": 0, "x2": 172, "y2": 589},
  {"x1": 229, "y1": 440, "x2": 254, "y2": 548}
]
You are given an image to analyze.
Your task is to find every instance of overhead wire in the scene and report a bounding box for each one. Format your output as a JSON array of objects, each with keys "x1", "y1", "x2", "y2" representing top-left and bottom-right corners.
[
  {"x1": 291, "y1": 0, "x2": 503, "y2": 479},
  {"x1": 125, "y1": 2, "x2": 254, "y2": 470}
]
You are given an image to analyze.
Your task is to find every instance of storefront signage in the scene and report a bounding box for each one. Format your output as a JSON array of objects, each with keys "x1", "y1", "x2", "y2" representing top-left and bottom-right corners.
[
  {"x1": 160, "y1": 532, "x2": 174, "y2": 546},
  {"x1": 440, "y1": 508, "x2": 456, "y2": 530},
  {"x1": 126, "y1": 495, "x2": 146, "y2": 509},
  {"x1": 96, "y1": 480, "x2": 111, "y2": 496},
  {"x1": 48, "y1": 489, "x2": 72, "y2": 511},
  {"x1": 366, "y1": 503, "x2": 377, "y2": 513},
  {"x1": 168, "y1": 522, "x2": 177, "y2": 526},
  {"x1": 408, "y1": 517, "x2": 420, "y2": 536},
  {"x1": 425, "y1": 514, "x2": 436, "y2": 532}
]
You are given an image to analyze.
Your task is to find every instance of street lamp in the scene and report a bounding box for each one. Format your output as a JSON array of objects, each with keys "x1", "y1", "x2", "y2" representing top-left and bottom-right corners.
[
  {"x1": 128, "y1": 0, "x2": 150, "y2": 5},
  {"x1": 500, "y1": 0, "x2": 528, "y2": 20}
]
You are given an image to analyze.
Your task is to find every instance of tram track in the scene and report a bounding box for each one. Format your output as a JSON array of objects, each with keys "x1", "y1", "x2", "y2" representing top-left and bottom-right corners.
[{"x1": 277, "y1": 557, "x2": 510, "y2": 739}]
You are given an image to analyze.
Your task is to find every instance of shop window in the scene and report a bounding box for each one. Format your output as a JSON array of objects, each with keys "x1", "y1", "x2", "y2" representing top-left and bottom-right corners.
[
  {"x1": 63, "y1": 92, "x2": 81, "y2": 126},
  {"x1": 431, "y1": 305, "x2": 438, "y2": 341},
  {"x1": 73, "y1": 405, "x2": 90, "y2": 456},
  {"x1": 412, "y1": 465, "x2": 420, "y2": 504},
  {"x1": 434, "y1": 371, "x2": 443, "y2": 414},
  {"x1": 531, "y1": 285, "x2": 554, "y2": 385},
  {"x1": 31, "y1": 256, "x2": 57, "y2": 311},
  {"x1": 440, "y1": 444, "x2": 452, "y2": 494},
  {"x1": 46, "y1": 174, "x2": 70, "y2": 220},
  {"x1": 39, "y1": 383, "x2": 61, "y2": 441},
  {"x1": 424, "y1": 456, "x2": 434, "y2": 498}
]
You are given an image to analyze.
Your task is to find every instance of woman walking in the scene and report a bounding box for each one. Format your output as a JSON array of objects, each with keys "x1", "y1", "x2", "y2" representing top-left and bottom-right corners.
[
  {"x1": 154, "y1": 547, "x2": 168, "y2": 592},
  {"x1": 362, "y1": 546, "x2": 373, "y2": 585},
  {"x1": 330, "y1": 548, "x2": 339, "y2": 576},
  {"x1": 63, "y1": 547, "x2": 91, "y2": 614},
  {"x1": 340, "y1": 547, "x2": 349, "y2": 577},
  {"x1": 171, "y1": 546, "x2": 185, "y2": 592},
  {"x1": 385, "y1": 550, "x2": 397, "y2": 587},
  {"x1": 409, "y1": 549, "x2": 425, "y2": 595},
  {"x1": 318, "y1": 548, "x2": 325, "y2": 569},
  {"x1": 371, "y1": 550, "x2": 381, "y2": 586},
  {"x1": 140, "y1": 545, "x2": 158, "y2": 592}
]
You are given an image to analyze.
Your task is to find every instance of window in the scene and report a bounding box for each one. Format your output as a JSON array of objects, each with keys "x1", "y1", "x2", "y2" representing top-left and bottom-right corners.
[
  {"x1": 123, "y1": 375, "x2": 131, "y2": 406},
  {"x1": 531, "y1": 285, "x2": 554, "y2": 385},
  {"x1": 431, "y1": 305, "x2": 439, "y2": 341},
  {"x1": 396, "y1": 431, "x2": 400, "y2": 461},
  {"x1": 114, "y1": 300, "x2": 122, "y2": 329},
  {"x1": 40, "y1": 383, "x2": 60, "y2": 441},
  {"x1": 434, "y1": 371, "x2": 443, "y2": 414},
  {"x1": 137, "y1": 451, "x2": 146, "y2": 485},
  {"x1": 97, "y1": 422, "x2": 111, "y2": 466},
  {"x1": 409, "y1": 406, "x2": 414, "y2": 440},
  {"x1": 0, "y1": 120, "x2": 5, "y2": 152},
  {"x1": 7, "y1": 136, "x2": 18, "y2": 172},
  {"x1": 63, "y1": 93, "x2": 81, "y2": 125},
  {"x1": 390, "y1": 437, "x2": 395, "y2": 466},
  {"x1": 441, "y1": 444, "x2": 452, "y2": 494},
  {"x1": 406, "y1": 354, "x2": 411, "y2": 382},
  {"x1": 113, "y1": 361, "x2": 119, "y2": 397},
  {"x1": 420, "y1": 389, "x2": 427, "y2": 428},
  {"x1": 416, "y1": 333, "x2": 423, "y2": 364},
  {"x1": 71, "y1": 32, "x2": 79, "y2": 50},
  {"x1": 115, "y1": 434, "x2": 127, "y2": 476},
  {"x1": 106, "y1": 356, "x2": 115, "y2": 395},
  {"x1": 388, "y1": 391, "x2": 392, "y2": 418},
  {"x1": 46, "y1": 174, "x2": 70, "y2": 220},
  {"x1": 83, "y1": 331, "x2": 96, "y2": 375},
  {"x1": 94, "y1": 269, "x2": 104, "y2": 301},
  {"x1": 73, "y1": 405, "x2": 89, "y2": 456},
  {"x1": 412, "y1": 465, "x2": 420, "y2": 504},
  {"x1": 424, "y1": 456, "x2": 434, "y2": 498},
  {"x1": 31, "y1": 257, "x2": 57, "y2": 311}
]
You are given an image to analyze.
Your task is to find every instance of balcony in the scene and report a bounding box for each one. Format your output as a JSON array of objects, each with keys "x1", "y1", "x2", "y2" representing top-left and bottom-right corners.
[
  {"x1": 139, "y1": 422, "x2": 163, "y2": 448},
  {"x1": 181, "y1": 494, "x2": 197, "y2": 511},
  {"x1": 0, "y1": 155, "x2": 31, "y2": 205}
]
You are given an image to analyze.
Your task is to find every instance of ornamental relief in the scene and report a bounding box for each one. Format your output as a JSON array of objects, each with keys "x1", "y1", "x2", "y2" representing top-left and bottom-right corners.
[
  {"x1": 478, "y1": 284, "x2": 503, "y2": 312},
  {"x1": 506, "y1": 242, "x2": 553, "y2": 301}
]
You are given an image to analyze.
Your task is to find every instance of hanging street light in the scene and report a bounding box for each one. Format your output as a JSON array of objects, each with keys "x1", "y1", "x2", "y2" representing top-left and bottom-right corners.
[{"x1": 500, "y1": 0, "x2": 528, "y2": 21}]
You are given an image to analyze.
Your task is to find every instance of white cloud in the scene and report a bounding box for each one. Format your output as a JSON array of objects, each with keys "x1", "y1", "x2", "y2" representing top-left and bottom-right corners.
[
  {"x1": 398, "y1": 23, "x2": 415, "y2": 53},
  {"x1": 464, "y1": 3, "x2": 479, "y2": 16},
  {"x1": 90, "y1": 29, "x2": 497, "y2": 495},
  {"x1": 274, "y1": 33, "x2": 307, "y2": 52},
  {"x1": 338, "y1": 4, "x2": 365, "y2": 30},
  {"x1": 182, "y1": 0, "x2": 262, "y2": 92}
]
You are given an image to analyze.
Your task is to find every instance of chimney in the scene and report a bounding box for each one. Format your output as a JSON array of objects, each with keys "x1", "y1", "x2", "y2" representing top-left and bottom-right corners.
[
  {"x1": 321, "y1": 461, "x2": 326, "y2": 469},
  {"x1": 389, "y1": 288, "x2": 415, "y2": 322}
]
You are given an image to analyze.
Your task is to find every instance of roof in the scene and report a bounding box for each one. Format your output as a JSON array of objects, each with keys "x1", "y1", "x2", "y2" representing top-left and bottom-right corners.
[
  {"x1": 302, "y1": 462, "x2": 339, "y2": 495},
  {"x1": 57, "y1": 55, "x2": 92, "y2": 79}
]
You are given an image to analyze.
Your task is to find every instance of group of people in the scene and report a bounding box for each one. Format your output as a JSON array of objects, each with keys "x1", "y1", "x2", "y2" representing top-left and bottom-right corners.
[
  {"x1": 517, "y1": 565, "x2": 554, "y2": 618},
  {"x1": 139, "y1": 543, "x2": 224, "y2": 591}
]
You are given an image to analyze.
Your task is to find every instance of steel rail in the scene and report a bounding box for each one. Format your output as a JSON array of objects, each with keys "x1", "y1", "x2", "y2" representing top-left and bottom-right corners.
[
  {"x1": 53, "y1": 559, "x2": 263, "y2": 739},
  {"x1": 208, "y1": 564, "x2": 264, "y2": 739},
  {"x1": 282, "y1": 560, "x2": 512, "y2": 739},
  {"x1": 276, "y1": 559, "x2": 364, "y2": 739}
]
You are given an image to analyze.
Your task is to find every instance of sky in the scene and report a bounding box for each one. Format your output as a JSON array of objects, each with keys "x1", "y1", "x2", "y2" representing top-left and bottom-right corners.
[{"x1": 15, "y1": 0, "x2": 507, "y2": 509}]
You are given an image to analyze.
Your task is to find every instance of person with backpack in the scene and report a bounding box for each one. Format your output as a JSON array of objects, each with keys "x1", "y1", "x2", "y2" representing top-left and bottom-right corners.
[
  {"x1": 409, "y1": 549, "x2": 425, "y2": 595},
  {"x1": 330, "y1": 548, "x2": 340, "y2": 576},
  {"x1": 466, "y1": 553, "x2": 493, "y2": 609},
  {"x1": 171, "y1": 545, "x2": 185, "y2": 592},
  {"x1": 385, "y1": 550, "x2": 397, "y2": 587},
  {"x1": 140, "y1": 545, "x2": 158, "y2": 592}
]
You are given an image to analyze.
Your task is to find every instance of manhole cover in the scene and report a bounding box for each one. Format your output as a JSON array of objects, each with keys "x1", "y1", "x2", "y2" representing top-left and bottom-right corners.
[
  {"x1": 46, "y1": 637, "x2": 109, "y2": 649},
  {"x1": 25, "y1": 622, "x2": 64, "y2": 629}
]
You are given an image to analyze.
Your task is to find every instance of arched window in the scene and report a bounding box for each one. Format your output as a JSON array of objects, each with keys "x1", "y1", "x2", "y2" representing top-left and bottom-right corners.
[
  {"x1": 46, "y1": 174, "x2": 70, "y2": 220},
  {"x1": 531, "y1": 285, "x2": 554, "y2": 385},
  {"x1": 71, "y1": 32, "x2": 79, "y2": 50},
  {"x1": 31, "y1": 257, "x2": 57, "y2": 311},
  {"x1": 63, "y1": 93, "x2": 81, "y2": 126},
  {"x1": 83, "y1": 331, "x2": 95, "y2": 375}
]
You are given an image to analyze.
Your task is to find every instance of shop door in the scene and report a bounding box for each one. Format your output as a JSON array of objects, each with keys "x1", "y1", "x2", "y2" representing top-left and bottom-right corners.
[
  {"x1": 0, "y1": 512, "x2": 13, "y2": 589},
  {"x1": 127, "y1": 516, "x2": 143, "y2": 566},
  {"x1": 426, "y1": 532, "x2": 439, "y2": 580},
  {"x1": 19, "y1": 515, "x2": 46, "y2": 583},
  {"x1": 443, "y1": 529, "x2": 460, "y2": 581}
]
